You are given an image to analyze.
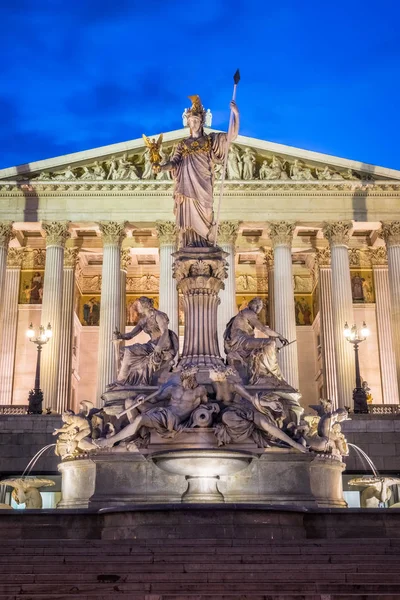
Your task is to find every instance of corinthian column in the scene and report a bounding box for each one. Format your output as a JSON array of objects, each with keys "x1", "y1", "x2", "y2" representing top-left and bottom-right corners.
[
  {"x1": 156, "y1": 221, "x2": 178, "y2": 335},
  {"x1": 0, "y1": 248, "x2": 24, "y2": 405},
  {"x1": 96, "y1": 222, "x2": 126, "y2": 403},
  {"x1": 41, "y1": 221, "x2": 71, "y2": 410},
  {"x1": 120, "y1": 248, "x2": 131, "y2": 333},
  {"x1": 315, "y1": 247, "x2": 338, "y2": 406},
  {"x1": 264, "y1": 248, "x2": 275, "y2": 330},
  {"x1": 370, "y1": 246, "x2": 399, "y2": 404},
  {"x1": 380, "y1": 221, "x2": 400, "y2": 397},
  {"x1": 268, "y1": 221, "x2": 299, "y2": 389},
  {"x1": 0, "y1": 222, "x2": 14, "y2": 308},
  {"x1": 217, "y1": 221, "x2": 239, "y2": 357},
  {"x1": 56, "y1": 247, "x2": 79, "y2": 413},
  {"x1": 323, "y1": 221, "x2": 354, "y2": 408}
]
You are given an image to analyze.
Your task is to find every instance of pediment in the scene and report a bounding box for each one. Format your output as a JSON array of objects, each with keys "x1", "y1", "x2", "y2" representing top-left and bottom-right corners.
[{"x1": 0, "y1": 128, "x2": 399, "y2": 183}]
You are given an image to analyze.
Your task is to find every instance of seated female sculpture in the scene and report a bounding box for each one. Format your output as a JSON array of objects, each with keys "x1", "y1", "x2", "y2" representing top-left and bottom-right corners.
[
  {"x1": 110, "y1": 296, "x2": 178, "y2": 387},
  {"x1": 224, "y1": 297, "x2": 288, "y2": 384}
]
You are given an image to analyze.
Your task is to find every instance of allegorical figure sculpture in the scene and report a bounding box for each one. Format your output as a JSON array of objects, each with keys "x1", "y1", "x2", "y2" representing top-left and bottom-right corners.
[
  {"x1": 224, "y1": 297, "x2": 288, "y2": 384},
  {"x1": 97, "y1": 368, "x2": 208, "y2": 449},
  {"x1": 154, "y1": 95, "x2": 240, "y2": 247},
  {"x1": 110, "y1": 296, "x2": 178, "y2": 387},
  {"x1": 0, "y1": 477, "x2": 55, "y2": 509}
]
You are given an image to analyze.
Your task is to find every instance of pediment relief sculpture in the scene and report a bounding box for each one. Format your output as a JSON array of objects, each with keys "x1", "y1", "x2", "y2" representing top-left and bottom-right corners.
[{"x1": 19, "y1": 144, "x2": 372, "y2": 184}]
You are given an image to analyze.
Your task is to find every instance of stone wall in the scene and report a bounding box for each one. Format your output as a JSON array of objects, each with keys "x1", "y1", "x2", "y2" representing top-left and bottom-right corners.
[
  {"x1": 342, "y1": 414, "x2": 400, "y2": 472},
  {"x1": 0, "y1": 415, "x2": 61, "y2": 476}
]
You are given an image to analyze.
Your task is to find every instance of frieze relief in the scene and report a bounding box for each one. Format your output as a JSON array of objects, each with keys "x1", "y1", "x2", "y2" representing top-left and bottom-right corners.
[
  {"x1": 236, "y1": 274, "x2": 268, "y2": 293},
  {"x1": 348, "y1": 248, "x2": 372, "y2": 268},
  {"x1": 12, "y1": 142, "x2": 373, "y2": 185}
]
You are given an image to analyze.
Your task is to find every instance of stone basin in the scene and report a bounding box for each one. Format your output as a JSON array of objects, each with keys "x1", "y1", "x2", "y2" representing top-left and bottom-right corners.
[{"x1": 151, "y1": 449, "x2": 255, "y2": 503}]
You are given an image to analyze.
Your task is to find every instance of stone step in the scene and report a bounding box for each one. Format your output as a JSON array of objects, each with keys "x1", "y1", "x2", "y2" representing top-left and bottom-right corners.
[{"x1": 1, "y1": 581, "x2": 400, "y2": 595}]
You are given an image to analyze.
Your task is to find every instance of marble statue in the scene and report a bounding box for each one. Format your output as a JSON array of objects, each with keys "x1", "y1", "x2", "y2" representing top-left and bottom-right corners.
[
  {"x1": 37, "y1": 171, "x2": 52, "y2": 180},
  {"x1": 296, "y1": 400, "x2": 350, "y2": 457},
  {"x1": 80, "y1": 166, "x2": 93, "y2": 180},
  {"x1": 205, "y1": 108, "x2": 212, "y2": 127},
  {"x1": 115, "y1": 154, "x2": 139, "y2": 180},
  {"x1": 156, "y1": 147, "x2": 172, "y2": 180},
  {"x1": 348, "y1": 476, "x2": 400, "y2": 508},
  {"x1": 110, "y1": 296, "x2": 179, "y2": 387},
  {"x1": 316, "y1": 165, "x2": 344, "y2": 180},
  {"x1": 224, "y1": 297, "x2": 288, "y2": 384},
  {"x1": 242, "y1": 148, "x2": 256, "y2": 180},
  {"x1": 290, "y1": 159, "x2": 315, "y2": 181},
  {"x1": 53, "y1": 406, "x2": 100, "y2": 459},
  {"x1": 57, "y1": 165, "x2": 76, "y2": 180},
  {"x1": 214, "y1": 390, "x2": 307, "y2": 452},
  {"x1": 227, "y1": 146, "x2": 242, "y2": 180},
  {"x1": 342, "y1": 168, "x2": 360, "y2": 180},
  {"x1": 142, "y1": 149, "x2": 154, "y2": 180},
  {"x1": 107, "y1": 157, "x2": 118, "y2": 180},
  {"x1": 153, "y1": 94, "x2": 239, "y2": 247},
  {"x1": 259, "y1": 156, "x2": 288, "y2": 180},
  {"x1": 92, "y1": 161, "x2": 106, "y2": 180},
  {"x1": 97, "y1": 368, "x2": 208, "y2": 449},
  {"x1": 0, "y1": 477, "x2": 55, "y2": 509}
]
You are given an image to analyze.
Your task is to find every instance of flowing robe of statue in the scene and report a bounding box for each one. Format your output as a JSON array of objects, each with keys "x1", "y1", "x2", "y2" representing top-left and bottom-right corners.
[{"x1": 169, "y1": 133, "x2": 228, "y2": 246}]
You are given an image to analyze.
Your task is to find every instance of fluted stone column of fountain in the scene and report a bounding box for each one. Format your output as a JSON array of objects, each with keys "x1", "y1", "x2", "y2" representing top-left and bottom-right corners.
[
  {"x1": 370, "y1": 246, "x2": 399, "y2": 404},
  {"x1": 268, "y1": 221, "x2": 299, "y2": 389},
  {"x1": 56, "y1": 247, "x2": 79, "y2": 413},
  {"x1": 156, "y1": 221, "x2": 178, "y2": 336},
  {"x1": 96, "y1": 222, "x2": 126, "y2": 404},
  {"x1": 41, "y1": 221, "x2": 71, "y2": 410},
  {"x1": 264, "y1": 248, "x2": 275, "y2": 330},
  {"x1": 217, "y1": 221, "x2": 239, "y2": 358},
  {"x1": 323, "y1": 221, "x2": 355, "y2": 409},
  {"x1": 0, "y1": 248, "x2": 24, "y2": 405},
  {"x1": 380, "y1": 221, "x2": 400, "y2": 398},
  {"x1": 173, "y1": 247, "x2": 227, "y2": 371},
  {"x1": 120, "y1": 248, "x2": 131, "y2": 334},
  {"x1": 315, "y1": 247, "x2": 338, "y2": 406}
]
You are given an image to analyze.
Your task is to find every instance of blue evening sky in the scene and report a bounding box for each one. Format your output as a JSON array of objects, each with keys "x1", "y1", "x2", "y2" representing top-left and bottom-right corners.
[{"x1": 1, "y1": 0, "x2": 399, "y2": 170}]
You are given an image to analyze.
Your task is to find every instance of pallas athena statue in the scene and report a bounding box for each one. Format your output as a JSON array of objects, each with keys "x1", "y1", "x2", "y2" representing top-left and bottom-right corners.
[{"x1": 154, "y1": 95, "x2": 240, "y2": 247}]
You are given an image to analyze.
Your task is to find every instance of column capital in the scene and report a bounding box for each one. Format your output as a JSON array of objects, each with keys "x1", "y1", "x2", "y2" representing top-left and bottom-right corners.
[
  {"x1": 155, "y1": 220, "x2": 177, "y2": 245},
  {"x1": 121, "y1": 248, "x2": 132, "y2": 272},
  {"x1": 315, "y1": 247, "x2": 331, "y2": 267},
  {"x1": 322, "y1": 221, "x2": 352, "y2": 247},
  {"x1": 268, "y1": 221, "x2": 296, "y2": 248},
  {"x1": 42, "y1": 221, "x2": 71, "y2": 247},
  {"x1": 369, "y1": 246, "x2": 388, "y2": 266},
  {"x1": 64, "y1": 247, "x2": 80, "y2": 269},
  {"x1": 6, "y1": 247, "x2": 24, "y2": 268},
  {"x1": 262, "y1": 247, "x2": 274, "y2": 268},
  {"x1": 380, "y1": 221, "x2": 400, "y2": 248},
  {"x1": 0, "y1": 221, "x2": 14, "y2": 248},
  {"x1": 98, "y1": 221, "x2": 127, "y2": 247},
  {"x1": 217, "y1": 220, "x2": 240, "y2": 245}
]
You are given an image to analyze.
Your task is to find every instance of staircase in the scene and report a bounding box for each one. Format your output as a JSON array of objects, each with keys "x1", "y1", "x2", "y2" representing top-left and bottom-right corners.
[{"x1": 1, "y1": 536, "x2": 400, "y2": 599}]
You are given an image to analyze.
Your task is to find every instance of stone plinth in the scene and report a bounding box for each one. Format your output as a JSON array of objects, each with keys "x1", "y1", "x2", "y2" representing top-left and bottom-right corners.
[{"x1": 173, "y1": 246, "x2": 227, "y2": 372}]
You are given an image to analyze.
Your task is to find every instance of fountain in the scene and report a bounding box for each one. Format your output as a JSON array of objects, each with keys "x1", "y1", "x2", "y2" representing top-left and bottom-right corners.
[{"x1": 54, "y1": 93, "x2": 350, "y2": 510}]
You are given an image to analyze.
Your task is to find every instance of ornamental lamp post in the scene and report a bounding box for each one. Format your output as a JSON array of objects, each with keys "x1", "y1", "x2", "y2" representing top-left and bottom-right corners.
[
  {"x1": 26, "y1": 322, "x2": 52, "y2": 414},
  {"x1": 344, "y1": 321, "x2": 370, "y2": 414}
]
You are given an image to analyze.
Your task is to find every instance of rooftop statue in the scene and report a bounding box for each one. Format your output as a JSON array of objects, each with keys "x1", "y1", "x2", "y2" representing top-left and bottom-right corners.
[
  {"x1": 152, "y1": 95, "x2": 239, "y2": 247},
  {"x1": 110, "y1": 296, "x2": 178, "y2": 387}
]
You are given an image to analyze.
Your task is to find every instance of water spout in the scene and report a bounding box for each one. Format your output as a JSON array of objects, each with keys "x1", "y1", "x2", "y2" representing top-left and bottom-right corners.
[
  {"x1": 21, "y1": 444, "x2": 56, "y2": 478},
  {"x1": 348, "y1": 443, "x2": 379, "y2": 477}
]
